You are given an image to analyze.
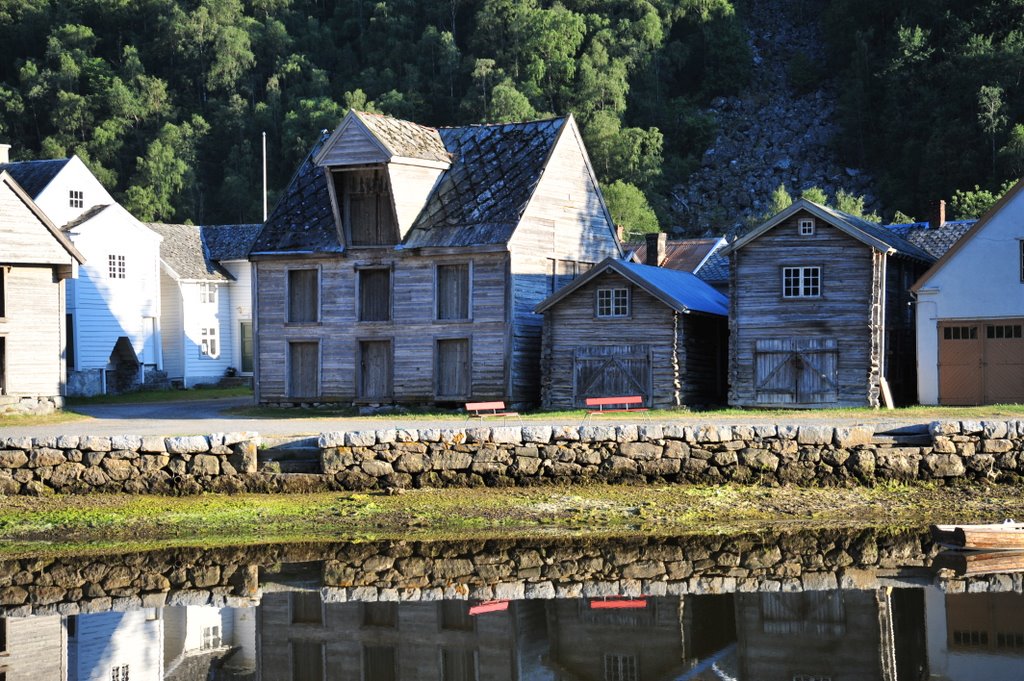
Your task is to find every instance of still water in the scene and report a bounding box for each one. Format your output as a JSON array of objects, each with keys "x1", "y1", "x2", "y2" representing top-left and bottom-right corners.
[{"x1": 0, "y1": 529, "x2": 1019, "y2": 680}]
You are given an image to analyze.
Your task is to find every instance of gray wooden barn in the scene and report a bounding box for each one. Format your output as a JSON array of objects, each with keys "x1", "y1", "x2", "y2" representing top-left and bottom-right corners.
[
  {"x1": 535, "y1": 244, "x2": 728, "y2": 410},
  {"x1": 249, "y1": 110, "x2": 621, "y2": 406},
  {"x1": 722, "y1": 199, "x2": 935, "y2": 408}
]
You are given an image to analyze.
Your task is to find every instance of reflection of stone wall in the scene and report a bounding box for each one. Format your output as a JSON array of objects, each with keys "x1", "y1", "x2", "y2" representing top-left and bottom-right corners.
[
  {"x1": 318, "y1": 420, "x2": 1024, "y2": 489},
  {"x1": 0, "y1": 434, "x2": 258, "y2": 495}
]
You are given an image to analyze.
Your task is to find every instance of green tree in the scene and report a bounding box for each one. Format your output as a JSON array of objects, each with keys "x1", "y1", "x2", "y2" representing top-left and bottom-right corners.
[
  {"x1": 766, "y1": 183, "x2": 793, "y2": 216},
  {"x1": 978, "y1": 84, "x2": 1008, "y2": 174},
  {"x1": 801, "y1": 186, "x2": 828, "y2": 205},
  {"x1": 950, "y1": 180, "x2": 1017, "y2": 220},
  {"x1": 603, "y1": 180, "x2": 659, "y2": 241}
]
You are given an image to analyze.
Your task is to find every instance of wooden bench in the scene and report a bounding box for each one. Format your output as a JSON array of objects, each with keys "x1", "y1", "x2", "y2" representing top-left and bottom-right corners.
[
  {"x1": 582, "y1": 395, "x2": 649, "y2": 422},
  {"x1": 465, "y1": 401, "x2": 522, "y2": 423}
]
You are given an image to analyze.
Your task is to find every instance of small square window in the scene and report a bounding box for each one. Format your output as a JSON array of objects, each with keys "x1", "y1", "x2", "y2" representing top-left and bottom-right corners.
[
  {"x1": 782, "y1": 266, "x2": 820, "y2": 298},
  {"x1": 69, "y1": 190, "x2": 83, "y2": 208},
  {"x1": 596, "y1": 288, "x2": 629, "y2": 318},
  {"x1": 799, "y1": 218, "x2": 815, "y2": 236},
  {"x1": 108, "y1": 254, "x2": 126, "y2": 279},
  {"x1": 200, "y1": 327, "x2": 219, "y2": 358},
  {"x1": 199, "y1": 283, "x2": 218, "y2": 305}
]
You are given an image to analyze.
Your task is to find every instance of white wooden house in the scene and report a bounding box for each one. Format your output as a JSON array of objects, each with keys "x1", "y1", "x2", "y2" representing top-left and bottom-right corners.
[
  {"x1": 0, "y1": 169, "x2": 84, "y2": 414},
  {"x1": 148, "y1": 222, "x2": 259, "y2": 387},
  {"x1": 249, "y1": 110, "x2": 622, "y2": 407},
  {"x1": 67, "y1": 609, "x2": 163, "y2": 681},
  {"x1": 0, "y1": 149, "x2": 163, "y2": 395},
  {"x1": 911, "y1": 183, "x2": 1024, "y2": 404}
]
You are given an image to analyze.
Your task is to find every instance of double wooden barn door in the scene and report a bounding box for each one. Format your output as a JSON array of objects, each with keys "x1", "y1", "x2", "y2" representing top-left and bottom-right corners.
[
  {"x1": 572, "y1": 344, "x2": 651, "y2": 406},
  {"x1": 754, "y1": 338, "x2": 838, "y2": 405},
  {"x1": 939, "y1": 319, "x2": 1024, "y2": 405}
]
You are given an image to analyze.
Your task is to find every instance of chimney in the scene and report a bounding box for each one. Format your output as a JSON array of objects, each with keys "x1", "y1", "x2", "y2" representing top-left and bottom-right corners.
[
  {"x1": 0, "y1": 144, "x2": 9, "y2": 164},
  {"x1": 931, "y1": 199, "x2": 946, "y2": 229},
  {"x1": 645, "y1": 232, "x2": 667, "y2": 267}
]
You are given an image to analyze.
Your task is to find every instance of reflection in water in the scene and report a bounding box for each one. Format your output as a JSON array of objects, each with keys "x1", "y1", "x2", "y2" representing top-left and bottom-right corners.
[{"x1": 0, "y1": 532, "x2": 1023, "y2": 679}]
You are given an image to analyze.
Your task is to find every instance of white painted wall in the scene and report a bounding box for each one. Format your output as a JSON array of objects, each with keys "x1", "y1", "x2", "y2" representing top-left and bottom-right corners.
[
  {"x1": 64, "y1": 204, "x2": 162, "y2": 373},
  {"x1": 68, "y1": 609, "x2": 163, "y2": 681},
  {"x1": 180, "y1": 279, "x2": 232, "y2": 386},
  {"x1": 924, "y1": 586, "x2": 1024, "y2": 680},
  {"x1": 159, "y1": 269, "x2": 184, "y2": 381},
  {"x1": 221, "y1": 259, "x2": 253, "y2": 375},
  {"x1": 32, "y1": 155, "x2": 115, "y2": 229},
  {"x1": 915, "y1": 186, "x2": 1024, "y2": 404}
]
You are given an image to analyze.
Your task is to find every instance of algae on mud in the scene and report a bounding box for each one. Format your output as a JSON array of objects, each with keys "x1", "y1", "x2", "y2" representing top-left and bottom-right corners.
[{"x1": 1, "y1": 482, "x2": 1023, "y2": 556}]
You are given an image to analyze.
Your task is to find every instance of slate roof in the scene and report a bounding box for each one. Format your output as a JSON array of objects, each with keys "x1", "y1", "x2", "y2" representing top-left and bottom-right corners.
[
  {"x1": 402, "y1": 117, "x2": 567, "y2": 248},
  {"x1": 885, "y1": 220, "x2": 976, "y2": 259},
  {"x1": 147, "y1": 222, "x2": 232, "y2": 281},
  {"x1": 202, "y1": 223, "x2": 263, "y2": 261},
  {"x1": 355, "y1": 111, "x2": 451, "y2": 163},
  {"x1": 535, "y1": 257, "x2": 728, "y2": 317},
  {"x1": 695, "y1": 250, "x2": 729, "y2": 287},
  {"x1": 61, "y1": 204, "x2": 111, "y2": 231},
  {"x1": 0, "y1": 158, "x2": 70, "y2": 198},
  {"x1": 813, "y1": 203, "x2": 936, "y2": 262},
  {"x1": 251, "y1": 131, "x2": 341, "y2": 254}
]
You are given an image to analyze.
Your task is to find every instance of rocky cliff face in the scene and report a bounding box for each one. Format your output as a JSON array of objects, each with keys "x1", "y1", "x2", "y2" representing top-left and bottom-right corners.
[{"x1": 671, "y1": 0, "x2": 876, "y2": 235}]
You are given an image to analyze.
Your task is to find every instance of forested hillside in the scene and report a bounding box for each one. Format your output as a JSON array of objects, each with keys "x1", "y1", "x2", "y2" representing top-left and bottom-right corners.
[{"x1": 0, "y1": 0, "x2": 1021, "y2": 230}]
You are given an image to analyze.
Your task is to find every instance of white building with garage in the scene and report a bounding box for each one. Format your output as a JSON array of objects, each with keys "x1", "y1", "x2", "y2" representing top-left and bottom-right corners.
[{"x1": 912, "y1": 180, "x2": 1024, "y2": 405}]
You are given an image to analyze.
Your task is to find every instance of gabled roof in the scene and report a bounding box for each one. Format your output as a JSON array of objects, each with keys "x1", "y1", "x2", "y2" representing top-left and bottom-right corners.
[
  {"x1": 695, "y1": 250, "x2": 729, "y2": 286},
  {"x1": 631, "y1": 237, "x2": 724, "y2": 271},
  {"x1": 354, "y1": 111, "x2": 451, "y2": 164},
  {"x1": 534, "y1": 257, "x2": 728, "y2": 317},
  {"x1": 0, "y1": 158, "x2": 71, "y2": 198},
  {"x1": 202, "y1": 223, "x2": 263, "y2": 261},
  {"x1": 721, "y1": 199, "x2": 935, "y2": 263},
  {"x1": 147, "y1": 222, "x2": 232, "y2": 282},
  {"x1": 912, "y1": 179, "x2": 1024, "y2": 292},
  {"x1": 251, "y1": 131, "x2": 341, "y2": 255},
  {"x1": 402, "y1": 117, "x2": 568, "y2": 248},
  {"x1": 0, "y1": 170, "x2": 84, "y2": 264}
]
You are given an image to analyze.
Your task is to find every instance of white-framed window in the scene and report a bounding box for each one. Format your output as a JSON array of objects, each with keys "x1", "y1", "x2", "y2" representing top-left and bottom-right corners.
[
  {"x1": 604, "y1": 654, "x2": 637, "y2": 681},
  {"x1": 201, "y1": 625, "x2": 221, "y2": 649},
  {"x1": 782, "y1": 266, "x2": 821, "y2": 298},
  {"x1": 199, "y1": 282, "x2": 218, "y2": 304},
  {"x1": 200, "y1": 327, "x2": 219, "y2": 358},
  {"x1": 69, "y1": 189, "x2": 83, "y2": 208},
  {"x1": 108, "y1": 254, "x2": 126, "y2": 279},
  {"x1": 110, "y1": 665, "x2": 129, "y2": 681},
  {"x1": 799, "y1": 218, "x2": 815, "y2": 236},
  {"x1": 596, "y1": 288, "x2": 630, "y2": 318}
]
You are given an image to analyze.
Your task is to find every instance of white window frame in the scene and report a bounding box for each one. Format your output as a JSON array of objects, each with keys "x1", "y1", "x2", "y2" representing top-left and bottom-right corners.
[
  {"x1": 782, "y1": 266, "x2": 821, "y2": 298},
  {"x1": 201, "y1": 625, "x2": 221, "y2": 649},
  {"x1": 799, "y1": 218, "x2": 815, "y2": 236},
  {"x1": 596, "y1": 287, "x2": 630, "y2": 318},
  {"x1": 108, "y1": 254, "x2": 126, "y2": 279},
  {"x1": 199, "y1": 282, "x2": 218, "y2": 305},
  {"x1": 200, "y1": 326, "x2": 219, "y2": 358},
  {"x1": 69, "y1": 189, "x2": 83, "y2": 208}
]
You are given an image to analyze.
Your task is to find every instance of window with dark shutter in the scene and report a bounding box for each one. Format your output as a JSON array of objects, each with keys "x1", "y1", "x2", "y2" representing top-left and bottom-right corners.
[
  {"x1": 335, "y1": 168, "x2": 398, "y2": 246},
  {"x1": 287, "y1": 269, "x2": 319, "y2": 323},
  {"x1": 359, "y1": 268, "x2": 391, "y2": 321},
  {"x1": 436, "y1": 264, "x2": 470, "y2": 320}
]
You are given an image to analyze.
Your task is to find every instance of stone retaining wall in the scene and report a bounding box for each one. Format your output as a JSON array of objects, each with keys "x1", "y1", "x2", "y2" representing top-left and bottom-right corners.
[{"x1": 318, "y1": 420, "x2": 1024, "y2": 489}]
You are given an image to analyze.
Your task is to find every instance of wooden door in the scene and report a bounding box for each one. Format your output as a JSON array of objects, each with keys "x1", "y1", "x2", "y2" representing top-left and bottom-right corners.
[
  {"x1": 572, "y1": 344, "x2": 651, "y2": 406},
  {"x1": 938, "y1": 323, "x2": 983, "y2": 405},
  {"x1": 288, "y1": 341, "x2": 319, "y2": 399},
  {"x1": 360, "y1": 340, "x2": 392, "y2": 399},
  {"x1": 754, "y1": 338, "x2": 838, "y2": 405},
  {"x1": 983, "y1": 321, "x2": 1024, "y2": 403},
  {"x1": 436, "y1": 338, "x2": 470, "y2": 398},
  {"x1": 239, "y1": 321, "x2": 254, "y2": 373}
]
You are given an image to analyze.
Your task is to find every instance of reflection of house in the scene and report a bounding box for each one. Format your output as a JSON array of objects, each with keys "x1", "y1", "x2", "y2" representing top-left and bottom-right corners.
[
  {"x1": 164, "y1": 606, "x2": 257, "y2": 680},
  {"x1": 0, "y1": 615, "x2": 66, "y2": 680},
  {"x1": 67, "y1": 609, "x2": 163, "y2": 681},
  {"x1": 257, "y1": 591, "x2": 548, "y2": 680},
  {"x1": 0, "y1": 148, "x2": 163, "y2": 395},
  {"x1": 535, "y1": 248, "x2": 728, "y2": 409},
  {"x1": 0, "y1": 169, "x2": 83, "y2": 413},
  {"x1": 249, "y1": 110, "x2": 621, "y2": 407},
  {"x1": 721, "y1": 200, "x2": 935, "y2": 407},
  {"x1": 149, "y1": 223, "x2": 259, "y2": 387},
  {"x1": 925, "y1": 587, "x2": 1024, "y2": 680}
]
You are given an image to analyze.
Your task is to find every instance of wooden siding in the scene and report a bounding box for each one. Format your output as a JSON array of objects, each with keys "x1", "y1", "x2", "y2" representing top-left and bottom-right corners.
[
  {"x1": 159, "y1": 270, "x2": 184, "y2": 380},
  {"x1": 255, "y1": 251, "x2": 509, "y2": 404},
  {"x1": 728, "y1": 211, "x2": 879, "y2": 407},
  {"x1": 68, "y1": 610, "x2": 163, "y2": 681},
  {"x1": 0, "y1": 182, "x2": 72, "y2": 265},
  {"x1": 884, "y1": 256, "x2": 928, "y2": 404},
  {"x1": 1, "y1": 616, "x2": 65, "y2": 681},
  {"x1": 317, "y1": 119, "x2": 390, "y2": 167},
  {"x1": 387, "y1": 163, "x2": 444, "y2": 239},
  {"x1": 0, "y1": 265, "x2": 65, "y2": 398},
  {"x1": 181, "y1": 280, "x2": 234, "y2": 386}
]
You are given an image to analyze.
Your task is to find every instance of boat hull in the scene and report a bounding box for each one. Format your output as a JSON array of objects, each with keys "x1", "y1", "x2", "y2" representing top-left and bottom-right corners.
[{"x1": 931, "y1": 523, "x2": 1024, "y2": 551}]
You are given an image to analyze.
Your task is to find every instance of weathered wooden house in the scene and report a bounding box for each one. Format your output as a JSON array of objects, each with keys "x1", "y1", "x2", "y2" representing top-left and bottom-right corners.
[
  {"x1": 0, "y1": 169, "x2": 83, "y2": 414},
  {"x1": 149, "y1": 222, "x2": 260, "y2": 387},
  {"x1": 722, "y1": 199, "x2": 936, "y2": 408},
  {"x1": 535, "y1": 235, "x2": 728, "y2": 409},
  {"x1": 249, "y1": 110, "x2": 621, "y2": 406}
]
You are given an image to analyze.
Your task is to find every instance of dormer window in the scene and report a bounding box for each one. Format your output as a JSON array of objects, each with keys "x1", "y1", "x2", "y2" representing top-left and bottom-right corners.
[
  {"x1": 333, "y1": 168, "x2": 398, "y2": 246},
  {"x1": 799, "y1": 218, "x2": 815, "y2": 236},
  {"x1": 69, "y1": 190, "x2": 83, "y2": 208}
]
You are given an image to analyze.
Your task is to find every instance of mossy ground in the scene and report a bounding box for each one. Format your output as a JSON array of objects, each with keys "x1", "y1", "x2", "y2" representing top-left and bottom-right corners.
[{"x1": 1, "y1": 482, "x2": 1022, "y2": 558}]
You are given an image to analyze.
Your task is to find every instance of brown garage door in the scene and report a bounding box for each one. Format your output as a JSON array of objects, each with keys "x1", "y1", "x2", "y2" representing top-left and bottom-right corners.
[{"x1": 939, "y1": 319, "x2": 1024, "y2": 405}]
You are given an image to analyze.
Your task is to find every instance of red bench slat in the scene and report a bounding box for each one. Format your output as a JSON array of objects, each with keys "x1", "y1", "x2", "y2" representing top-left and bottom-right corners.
[{"x1": 585, "y1": 396, "x2": 644, "y2": 407}]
